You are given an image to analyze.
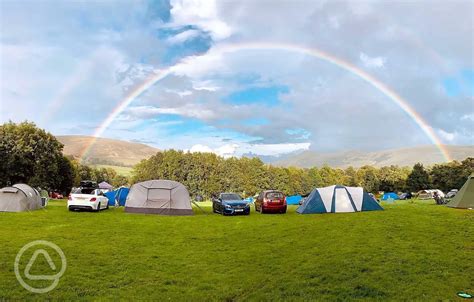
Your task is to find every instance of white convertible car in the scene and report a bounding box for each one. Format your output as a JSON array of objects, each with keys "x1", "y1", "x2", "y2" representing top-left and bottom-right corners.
[{"x1": 68, "y1": 188, "x2": 109, "y2": 211}]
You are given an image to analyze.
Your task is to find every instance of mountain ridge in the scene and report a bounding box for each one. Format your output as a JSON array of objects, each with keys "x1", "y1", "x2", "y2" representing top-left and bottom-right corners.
[
  {"x1": 272, "y1": 145, "x2": 474, "y2": 168},
  {"x1": 57, "y1": 135, "x2": 473, "y2": 168},
  {"x1": 57, "y1": 135, "x2": 159, "y2": 167}
]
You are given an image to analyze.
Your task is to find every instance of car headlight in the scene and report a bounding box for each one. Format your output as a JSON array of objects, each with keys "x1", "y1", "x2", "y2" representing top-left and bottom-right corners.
[{"x1": 225, "y1": 204, "x2": 232, "y2": 209}]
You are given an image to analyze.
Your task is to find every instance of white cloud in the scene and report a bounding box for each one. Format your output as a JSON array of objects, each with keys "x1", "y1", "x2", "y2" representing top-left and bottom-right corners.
[
  {"x1": 166, "y1": 29, "x2": 202, "y2": 44},
  {"x1": 438, "y1": 129, "x2": 456, "y2": 142},
  {"x1": 189, "y1": 142, "x2": 310, "y2": 158},
  {"x1": 170, "y1": 0, "x2": 232, "y2": 40},
  {"x1": 359, "y1": 52, "x2": 386, "y2": 68},
  {"x1": 461, "y1": 113, "x2": 474, "y2": 121},
  {"x1": 190, "y1": 143, "x2": 239, "y2": 158},
  {"x1": 126, "y1": 105, "x2": 215, "y2": 120}
]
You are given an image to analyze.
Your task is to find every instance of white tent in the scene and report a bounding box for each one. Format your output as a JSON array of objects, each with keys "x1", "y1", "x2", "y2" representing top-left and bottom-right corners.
[
  {"x1": 418, "y1": 189, "x2": 445, "y2": 199},
  {"x1": 0, "y1": 184, "x2": 43, "y2": 212},
  {"x1": 296, "y1": 185, "x2": 383, "y2": 214},
  {"x1": 125, "y1": 180, "x2": 193, "y2": 215}
]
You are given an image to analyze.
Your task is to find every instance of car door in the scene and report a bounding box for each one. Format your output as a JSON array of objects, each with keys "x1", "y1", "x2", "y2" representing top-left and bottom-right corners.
[
  {"x1": 212, "y1": 197, "x2": 221, "y2": 212},
  {"x1": 97, "y1": 190, "x2": 107, "y2": 209},
  {"x1": 217, "y1": 197, "x2": 223, "y2": 212}
]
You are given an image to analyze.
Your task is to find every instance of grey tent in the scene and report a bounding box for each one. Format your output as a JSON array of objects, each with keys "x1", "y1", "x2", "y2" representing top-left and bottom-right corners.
[
  {"x1": 447, "y1": 173, "x2": 474, "y2": 209},
  {"x1": 98, "y1": 181, "x2": 113, "y2": 190},
  {"x1": 125, "y1": 180, "x2": 193, "y2": 215},
  {"x1": 0, "y1": 184, "x2": 43, "y2": 212}
]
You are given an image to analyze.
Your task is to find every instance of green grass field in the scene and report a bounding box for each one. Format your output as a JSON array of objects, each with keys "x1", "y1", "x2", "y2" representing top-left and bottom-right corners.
[{"x1": 1, "y1": 200, "x2": 472, "y2": 301}]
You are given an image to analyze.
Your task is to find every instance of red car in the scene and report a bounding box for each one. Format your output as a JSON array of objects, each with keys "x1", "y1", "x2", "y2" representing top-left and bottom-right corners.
[
  {"x1": 49, "y1": 191, "x2": 64, "y2": 199},
  {"x1": 255, "y1": 190, "x2": 287, "y2": 214}
]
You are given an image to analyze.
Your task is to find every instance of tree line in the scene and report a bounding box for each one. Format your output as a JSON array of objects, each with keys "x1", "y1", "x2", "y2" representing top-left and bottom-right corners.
[
  {"x1": 1, "y1": 122, "x2": 472, "y2": 197},
  {"x1": 132, "y1": 150, "x2": 473, "y2": 198}
]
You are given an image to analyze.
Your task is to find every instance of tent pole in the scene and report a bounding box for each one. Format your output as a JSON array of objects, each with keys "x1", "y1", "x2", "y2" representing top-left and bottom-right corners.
[{"x1": 192, "y1": 200, "x2": 207, "y2": 214}]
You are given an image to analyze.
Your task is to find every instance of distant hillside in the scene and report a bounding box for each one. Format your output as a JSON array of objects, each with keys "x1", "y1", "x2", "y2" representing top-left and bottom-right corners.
[
  {"x1": 57, "y1": 135, "x2": 159, "y2": 167},
  {"x1": 274, "y1": 145, "x2": 474, "y2": 168}
]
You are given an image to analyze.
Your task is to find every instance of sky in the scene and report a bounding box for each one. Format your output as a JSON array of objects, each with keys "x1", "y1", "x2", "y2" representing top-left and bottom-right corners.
[{"x1": 0, "y1": 0, "x2": 473, "y2": 158}]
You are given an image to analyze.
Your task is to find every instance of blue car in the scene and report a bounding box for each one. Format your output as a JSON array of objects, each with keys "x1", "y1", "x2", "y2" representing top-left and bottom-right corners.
[{"x1": 212, "y1": 193, "x2": 250, "y2": 215}]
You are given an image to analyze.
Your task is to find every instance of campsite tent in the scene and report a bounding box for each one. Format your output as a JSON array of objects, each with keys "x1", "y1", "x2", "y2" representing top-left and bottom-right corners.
[
  {"x1": 417, "y1": 189, "x2": 445, "y2": 199},
  {"x1": 447, "y1": 174, "x2": 474, "y2": 209},
  {"x1": 381, "y1": 192, "x2": 399, "y2": 201},
  {"x1": 286, "y1": 195, "x2": 302, "y2": 205},
  {"x1": 296, "y1": 185, "x2": 383, "y2": 214},
  {"x1": 0, "y1": 184, "x2": 43, "y2": 212},
  {"x1": 98, "y1": 181, "x2": 113, "y2": 190},
  {"x1": 105, "y1": 187, "x2": 130, "y2": 206},
  {"x1": 125, "y1": 180, "x2": 193, "y2": 215}
]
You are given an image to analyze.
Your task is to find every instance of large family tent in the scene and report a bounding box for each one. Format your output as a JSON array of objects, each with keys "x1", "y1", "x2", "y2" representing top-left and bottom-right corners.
[
  {"x1": 105, "y1": 187, "x2": 130, "y2": 206},
  {"x1": 297, "y1": 185, "x2": 383, "y2": 214},
  {"x1": 125, "y1": 180, "x2": 193, "y2": 215},
  {"x1": 447, "y1": 174, "x2": 474, "y2": 209},
  {"x1": 0, "y1": 184, "x2": 43, "y2": 212},
  {"x1": 381, "y1": 192, "x2": 399, "y2": 201}
]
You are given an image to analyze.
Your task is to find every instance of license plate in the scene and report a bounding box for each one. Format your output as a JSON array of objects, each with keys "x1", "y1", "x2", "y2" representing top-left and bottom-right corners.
[{"x1": 235, "y1": 209, "x2": 243, "y2": 212}]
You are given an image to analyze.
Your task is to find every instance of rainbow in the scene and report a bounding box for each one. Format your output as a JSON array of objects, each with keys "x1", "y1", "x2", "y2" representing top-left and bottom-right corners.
[{"x1": 80, "y1": 42, "x2": 452, "y2": 162}]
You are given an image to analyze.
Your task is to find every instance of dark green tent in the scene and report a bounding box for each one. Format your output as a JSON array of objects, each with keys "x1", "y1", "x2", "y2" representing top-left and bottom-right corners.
[{"x1": 447, "y1": 173, "x2": 474, "y2": 209}]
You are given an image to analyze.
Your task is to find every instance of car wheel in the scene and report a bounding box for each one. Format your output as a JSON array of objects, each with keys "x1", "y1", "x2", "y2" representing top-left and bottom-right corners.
[
  {"x1": 96, "y1": 202, "x2": 101, "y2": 212},
  {"x1": 280, "y1": 208, "x2": 287, "y2": 214},
  {"x1": 106, "y1": 203, "x2": 109, "y2": 210},
  {"x1": 260, "y1": 206, "x2": 265, "y2": 214}
]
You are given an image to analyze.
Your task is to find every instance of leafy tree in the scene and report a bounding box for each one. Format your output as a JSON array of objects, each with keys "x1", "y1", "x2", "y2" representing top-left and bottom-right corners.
[
  {"x1": 357, "y1": 166, "x2": 379, "y2": 193},
  {"x1": 406, "y1": 163, "x2": 431, "y2": 192},
  {"x1": 378, "y1": 165, "x2": 408, "y2": 192},
  {"x1": 0, "y1": 121, "x2": 66, "y2": 191}
]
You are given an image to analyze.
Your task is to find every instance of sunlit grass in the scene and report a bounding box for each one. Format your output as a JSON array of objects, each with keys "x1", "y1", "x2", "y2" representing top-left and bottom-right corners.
[{"x1": 0, "y1": 199, "x2": 472, "y2": 301}]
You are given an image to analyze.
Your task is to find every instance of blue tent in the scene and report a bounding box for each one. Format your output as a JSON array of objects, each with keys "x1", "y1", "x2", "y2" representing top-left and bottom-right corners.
[
  {"x1": 243, "y1": 197, "x2": 254, "y2": 203},
  {"x1": 297, "y1": 185, "x2": 383, "y2": 214},
  {"x1": 286, "y1": 195, "x2": 302, "y2": 205},
  {"x1": 105, "y1": 187, "x2": 130, "y2": 206},
  {"x1": 381, "y1": 192, "x2": 399, "y2": 201}
]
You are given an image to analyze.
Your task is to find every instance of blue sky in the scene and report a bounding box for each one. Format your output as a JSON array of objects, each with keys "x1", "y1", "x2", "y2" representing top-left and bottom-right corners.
[{"x1": 0, "y1": 0, "x2": 473, "y2": 157}]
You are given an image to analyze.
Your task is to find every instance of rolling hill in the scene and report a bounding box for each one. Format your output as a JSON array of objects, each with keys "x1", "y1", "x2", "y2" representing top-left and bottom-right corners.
[
  {"x1": 273, "y1": 145, "x2": 474, "y2": 168},
  {"x1": 57, "y1": 135, "x2": 159, "y2": 167},
  {"x1": 58, "y1": 135, "x2": 473, "y2": 169}
]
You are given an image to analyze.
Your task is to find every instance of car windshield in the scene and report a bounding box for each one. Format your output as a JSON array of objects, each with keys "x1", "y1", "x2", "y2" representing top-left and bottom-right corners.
[
  {"x1": 73, "y1": 188, "x2": 95, "y2": 195},
  {"x1": 221, "y1": 193, "x2": 241, "y2": 201},
  {"x1": 266, "y1": 192, "x2": 283, "y2": 199}
]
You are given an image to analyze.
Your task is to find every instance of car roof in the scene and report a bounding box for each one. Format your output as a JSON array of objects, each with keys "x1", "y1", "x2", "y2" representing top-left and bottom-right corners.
[{"x1": 263, "y1": 190, "x2": 283, "y2": 193}]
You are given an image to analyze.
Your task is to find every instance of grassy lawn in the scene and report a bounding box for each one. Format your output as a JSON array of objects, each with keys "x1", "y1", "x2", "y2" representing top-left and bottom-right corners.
[{"x1": 0, "y1": 199, "x2": 472, "y2": 301}]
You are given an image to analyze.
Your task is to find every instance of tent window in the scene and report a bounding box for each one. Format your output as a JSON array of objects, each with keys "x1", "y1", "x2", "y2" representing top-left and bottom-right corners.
[{"x1": 148, "y1": 188, "x2": 170, "y2": 202}]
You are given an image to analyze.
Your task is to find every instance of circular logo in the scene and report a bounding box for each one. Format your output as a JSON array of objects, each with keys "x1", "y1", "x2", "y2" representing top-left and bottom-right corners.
[{"x1": 14, "y1": 240, "x2": 67, "y2": 294}]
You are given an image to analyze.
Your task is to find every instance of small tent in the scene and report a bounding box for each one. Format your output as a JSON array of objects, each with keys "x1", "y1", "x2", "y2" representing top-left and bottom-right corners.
[
  {"x1": 381, "y1": 192, "x2": 399, "y2": 201},
  {"x1": 447, "y1": 174, "x2": 474, "y2": 209},
  {"x1": 0, "y1": 184, "x2": 43, "y2": 212},
  {"x1": 286, "y1": 195, "x2": 302, "y2": 205},
  {"x1": 418, "y1": 189, "x2": 444, "y2": 199},
  {"x1": 105, "y1": 187, "x2": 130, "y2": 206},
  {"x1": 98, "y1": 181, "x2": 113, "y2": 190},
  {"x1": 297, "y1": 185, "x2": 383, "y2": 214},
  {"x1": 125, "y1": 180, "x2": 193, "y2": 215}
]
